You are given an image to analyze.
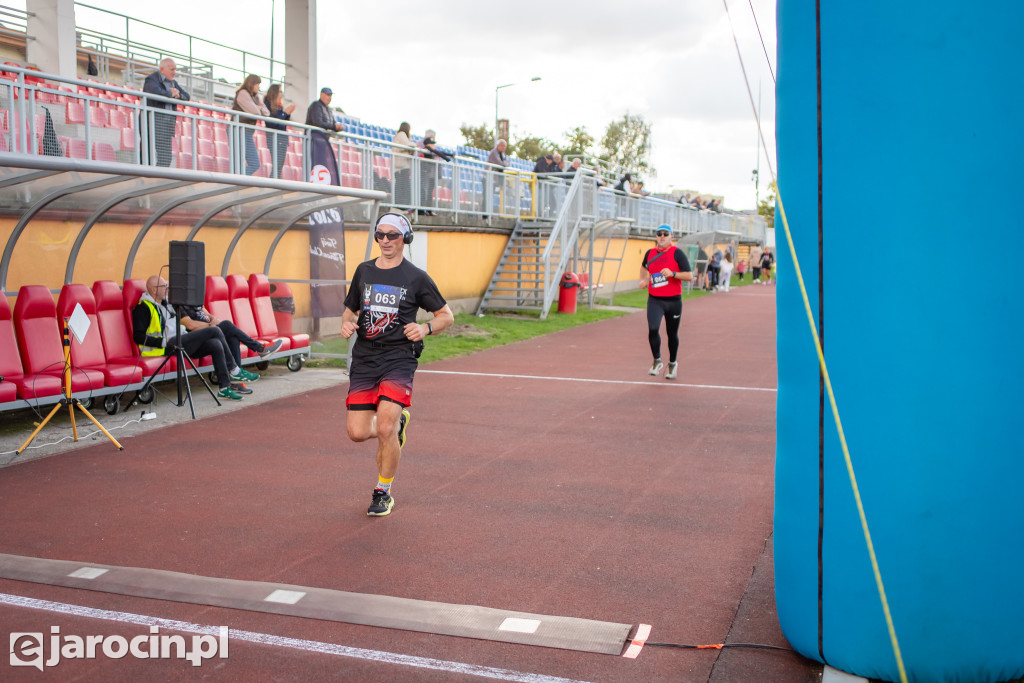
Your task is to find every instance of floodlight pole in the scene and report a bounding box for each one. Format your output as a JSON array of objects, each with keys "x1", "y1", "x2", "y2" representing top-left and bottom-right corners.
[{"x1": 494, "y1": 76, "x2": 542, "y2": 143}]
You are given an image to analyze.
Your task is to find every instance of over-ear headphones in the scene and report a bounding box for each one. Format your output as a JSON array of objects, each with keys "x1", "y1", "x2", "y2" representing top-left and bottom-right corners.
[{"x1": 374, "y1": 212, "x2": 414, "y2": 244}]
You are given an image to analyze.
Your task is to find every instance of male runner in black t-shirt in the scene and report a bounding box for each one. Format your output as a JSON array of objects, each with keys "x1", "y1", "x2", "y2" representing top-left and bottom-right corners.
[{"x1": 341, "y1": 213, "x2": 454, "y2": 516}]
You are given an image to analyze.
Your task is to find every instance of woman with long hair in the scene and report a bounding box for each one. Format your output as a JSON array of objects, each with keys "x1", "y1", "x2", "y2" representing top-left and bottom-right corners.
[
  {"x1": 233, "y1": 74, "x2": 269, "y2": 175},
  {"x1": 264, "y1": 83, "x2": 295, "y2": 178},
  {"x1": 392, "y1": 121, "x2": 414, "y2": 208}
]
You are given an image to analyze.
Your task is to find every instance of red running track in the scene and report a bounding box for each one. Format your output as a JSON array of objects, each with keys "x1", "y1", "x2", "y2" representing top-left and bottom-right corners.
[{"x1": 0, "y1": 285, "x2": 820, "y2": 682}]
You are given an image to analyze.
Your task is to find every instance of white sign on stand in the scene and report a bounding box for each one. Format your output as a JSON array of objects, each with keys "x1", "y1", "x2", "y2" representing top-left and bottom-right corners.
[{"x1": 67, "y1": 302, "x2": 91, "y2": 345}]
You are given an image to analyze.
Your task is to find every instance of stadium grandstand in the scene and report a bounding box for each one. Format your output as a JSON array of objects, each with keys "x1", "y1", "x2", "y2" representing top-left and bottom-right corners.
[{"x1": 0, "y1": 0, "x2": 767, "y2": 417}]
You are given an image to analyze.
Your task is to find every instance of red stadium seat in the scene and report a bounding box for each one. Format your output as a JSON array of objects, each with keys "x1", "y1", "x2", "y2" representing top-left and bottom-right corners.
[
  {"x1": 92, "y1": 142, "x2": 116, "y2": 162},
  {"x1": 66, "y1": 138, "x2": 87, "y2": 159},
  {"x1": 88, "y1": 105, "x2": 109, "y2": 128},
  {"x1": 65, "y1": 100, "x2": 84, "y2": 124},
  {"x1": 13, "y1": 286, "x2": 103, "y2": 393},
  {"x1": 205, "y1": 275, "x2": 251, "y2": 360},
  {"x1": 0, "y1": 293, "x2": 61, "y2": 401},
  {"x1": 249, "y1": 273, "x2": 307, "y2": 351},
  {"x1": 57, "y1": 284, "x2": 143, "y2": 386},
  {"x1": 204, "y1": 275, "x2": 233, "y2": 324},
  {"x1": 120, "y1": 127, "x2": 136, "y2": 151},
  {"x1": 226, "y1": 274, "x2": 287, "y2": 351}
]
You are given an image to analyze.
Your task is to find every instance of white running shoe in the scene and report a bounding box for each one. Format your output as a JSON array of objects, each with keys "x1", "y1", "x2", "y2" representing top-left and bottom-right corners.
[
  {"x1": 666, "y1": 362, "x2": 678, "y2": 380},
  {"x1": 649, "y1": 360, "x2": 664, "y2": 376}
]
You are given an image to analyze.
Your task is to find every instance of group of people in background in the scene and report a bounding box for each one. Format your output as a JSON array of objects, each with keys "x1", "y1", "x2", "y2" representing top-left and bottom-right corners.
[
  {"x1": 694, "y1": 244, "x2": 773, "y2": 292},
  {"x1": 678, "y1": 192, "x2": 723, "y2": 212},
  {"x1": 143, "y1": 59, "x2": 343, "y2": 178},
  {"x1": 392, "y1": 122, "x2": 454, "y2": 215},
  {"x1": 144, "y1": 65, "x2": 730, "y2": 217}
]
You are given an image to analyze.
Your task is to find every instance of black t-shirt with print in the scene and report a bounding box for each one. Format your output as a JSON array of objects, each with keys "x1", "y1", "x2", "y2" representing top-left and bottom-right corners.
[{"x1": 343, "y1": 258, "x2": 446, "y2": 346}]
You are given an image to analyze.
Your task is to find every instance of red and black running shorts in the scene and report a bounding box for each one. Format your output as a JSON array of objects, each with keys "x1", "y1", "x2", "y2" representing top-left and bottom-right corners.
[{"x1": 346, "y1": 343, "x2": 418, "y2": 410}]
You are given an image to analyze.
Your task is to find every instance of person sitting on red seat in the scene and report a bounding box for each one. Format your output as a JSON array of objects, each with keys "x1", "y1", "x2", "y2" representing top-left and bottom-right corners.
[{"x1": 131, "y1": 275, "x2": 257, "y2": 401}]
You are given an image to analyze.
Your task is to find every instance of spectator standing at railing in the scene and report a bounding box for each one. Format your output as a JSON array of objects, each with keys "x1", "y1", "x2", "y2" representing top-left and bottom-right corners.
[
  {"x1": 305, "y1": 87, "x2": 343, "y2": 132},
  {"x1": 533, "y1": 154, "x2": 555, "y2": 174},
  {"x1": 485, "y1": 140, "x2": 510, "y2": 218},
  {"x1": 392, "y1": 122, "x2": 415, "y2": 210},
  {"x1": 419, "y1": 129, "x2": 452, "y2": 216},
  {"x1": 142, "y1": 58, "x2": 190, "y2": 167},
  {"x1": 614, "y1": 173, "x2": 633, "y2": 194},
  {"x1": 487, "y1": 139, "x2": 509, "y2": 167},
  {"x1": 233, "y1": 75, "x2": 270, "y2": 176},
  {"x1": 264, "y1": 84, "x2": 295, "y2": 179}
]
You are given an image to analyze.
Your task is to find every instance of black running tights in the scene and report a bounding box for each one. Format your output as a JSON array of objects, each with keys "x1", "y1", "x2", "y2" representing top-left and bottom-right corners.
[{"x1": 647, "y1": 295, "x2": 682, "y2": 362}]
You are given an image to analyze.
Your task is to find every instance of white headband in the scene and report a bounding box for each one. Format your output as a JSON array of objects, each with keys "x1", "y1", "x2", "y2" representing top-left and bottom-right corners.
[{"x1": 377, "y1": 213, "x2": 411, "y2": 235}]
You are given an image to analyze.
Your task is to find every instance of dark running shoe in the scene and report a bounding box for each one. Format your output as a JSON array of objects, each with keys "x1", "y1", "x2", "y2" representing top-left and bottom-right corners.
[
  {"x1": 258, "y1": 339, "x2": 283, "y2": 357},
  {"x1": 398, "y1": 409, "x2": 410, "y2": 449},
  {"x1": 230, "y1": 382, "x2": 253, "y2": 394},
  {"x1": 367, "y1": 488, "x2": 394, "y2": 516}
]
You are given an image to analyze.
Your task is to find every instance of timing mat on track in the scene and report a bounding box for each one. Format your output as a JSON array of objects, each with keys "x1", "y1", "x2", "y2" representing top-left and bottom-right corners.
[{"x1": 0, "y1": 552, "x2": 632, "y2": 655}]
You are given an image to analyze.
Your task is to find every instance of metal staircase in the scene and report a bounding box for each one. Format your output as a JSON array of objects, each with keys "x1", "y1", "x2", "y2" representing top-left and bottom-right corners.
[
  {"x1": 474, "y1": 220, "x2": 555, "y2": 314},
  {"x1": 477, "y1": 170, "x2": 597, "y2": 318}
]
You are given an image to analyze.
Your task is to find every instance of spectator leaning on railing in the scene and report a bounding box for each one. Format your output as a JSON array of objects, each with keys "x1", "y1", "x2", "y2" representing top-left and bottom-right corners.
[
  {"x1": 142, "y1": 58, "x2": 190, "y2": 167},
  {"x1": 233, "y1": 74, "x2": 270, "y2": 175},
  {"x1": 306, "y1": 87, "x2": 343, "y2": 132},
  {"x1": 264, "y1": 84, "x2": 296, "y2": 178}
]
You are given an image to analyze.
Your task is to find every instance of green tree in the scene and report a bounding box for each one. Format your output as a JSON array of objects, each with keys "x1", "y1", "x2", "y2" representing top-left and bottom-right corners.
[
  {"x1": 598, "y1": 113, "x2": 654, "y2": 176},
  {"x1": 459, "y1": 123, "x2": 493, "y2": 151},
  {"x1": 509, "y1": 134, "x2": 557, "y2": 163},
  {"x1": 758, "y1": 179, "x2": 777, "y2": 228},
  {"x1": 561, "y1": 125, "x2": 594, "y2": 158}
]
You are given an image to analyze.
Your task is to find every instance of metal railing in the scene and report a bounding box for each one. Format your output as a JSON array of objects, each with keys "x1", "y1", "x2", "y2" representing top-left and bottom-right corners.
[
  {"x1": 0, "y1": 64, "x2": 768, "y2": 238},
  {"x1": 539, "y1": 169, "x2": 595, "y2": 314},
  {"x1": 74, "y1": 3, "x2": 289, "y2": 104}
]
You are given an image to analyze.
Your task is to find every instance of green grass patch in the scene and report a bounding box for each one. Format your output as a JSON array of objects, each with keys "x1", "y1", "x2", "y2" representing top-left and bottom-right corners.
[
  {"x1": 610, "y1": 273, "x2": 757, "y2": 308},
  {"x1": 303, "y1": 304, "x2": 630, "y2": 368},
  {"x1": 300, "y1": 275, "x2": 761, "y2": 370}
]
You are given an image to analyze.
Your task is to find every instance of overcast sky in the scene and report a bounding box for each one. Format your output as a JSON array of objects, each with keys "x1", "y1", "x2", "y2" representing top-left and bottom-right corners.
[{"x1": 32, "y1": 0, "x2": 777, "y2": 211}]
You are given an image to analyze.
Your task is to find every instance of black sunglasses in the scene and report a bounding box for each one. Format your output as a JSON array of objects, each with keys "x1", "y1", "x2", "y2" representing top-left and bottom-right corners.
[
  {"x1": 656, "y1": 231, "x2": 671, "y2": 236},
  {"x1": 375, "y1": 231, "x2": 403, "y2": 242}
]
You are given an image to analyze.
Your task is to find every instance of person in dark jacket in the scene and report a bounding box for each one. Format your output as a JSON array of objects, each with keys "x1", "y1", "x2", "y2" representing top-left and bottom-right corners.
[
  {"x1": 305, "y1": 87, "x2": 343, "y2": 132},
  {"x1": 142, "y1": 58, "x2": 190, "y2": 167}
]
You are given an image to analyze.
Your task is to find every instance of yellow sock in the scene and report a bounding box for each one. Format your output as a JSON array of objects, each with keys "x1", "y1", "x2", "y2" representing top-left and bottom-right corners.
[{"x1": 376, "y1": 476, "x2": 394, "y2": 494}]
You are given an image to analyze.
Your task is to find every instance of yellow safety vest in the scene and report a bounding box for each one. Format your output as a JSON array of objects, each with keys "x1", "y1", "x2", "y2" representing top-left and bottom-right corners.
[{"x1": 139, "y1": 299, "x2": 166, "y2": 356}]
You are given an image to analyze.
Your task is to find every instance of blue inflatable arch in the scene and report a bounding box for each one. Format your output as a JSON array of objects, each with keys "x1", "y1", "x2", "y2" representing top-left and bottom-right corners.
[{"x1": 774, "y1": 2, "x2": 1024, "y2": 682}]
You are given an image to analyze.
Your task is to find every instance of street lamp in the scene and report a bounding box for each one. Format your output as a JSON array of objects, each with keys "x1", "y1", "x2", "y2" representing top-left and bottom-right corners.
[{"x1": 495, "y1": 76, "x2": 541, "y2": 143}]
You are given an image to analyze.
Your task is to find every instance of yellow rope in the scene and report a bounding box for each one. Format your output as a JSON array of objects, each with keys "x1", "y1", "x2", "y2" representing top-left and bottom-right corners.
[
  {"x1": 774, "y1": 197, "x2": 907, "y2": 683},
  {"x1": 721, "y1": 2, "x2": 908, "y2": 680}
]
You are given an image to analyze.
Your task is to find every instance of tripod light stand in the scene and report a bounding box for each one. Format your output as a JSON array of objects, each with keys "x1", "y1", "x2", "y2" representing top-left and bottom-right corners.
[{"x1": 17, "y1": 319, "x2": 124, "y2": 454}]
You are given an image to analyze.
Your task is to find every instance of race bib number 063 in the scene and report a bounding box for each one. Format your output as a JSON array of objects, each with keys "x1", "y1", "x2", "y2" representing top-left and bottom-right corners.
[{"x1": 368, "y1": 284, "x2": 401, "y2": 313}]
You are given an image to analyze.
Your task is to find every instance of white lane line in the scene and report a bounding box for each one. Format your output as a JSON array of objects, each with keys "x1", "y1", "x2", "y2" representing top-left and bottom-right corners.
[
  {"x1": 419, "y1": 369, "x2": 777, "y2": 393},
  {"x1": 0, "y1": 592, "x2": 596, "y2": 683}
]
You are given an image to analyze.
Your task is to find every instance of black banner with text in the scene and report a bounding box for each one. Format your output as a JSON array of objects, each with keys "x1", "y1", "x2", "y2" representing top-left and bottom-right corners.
[{"x1": 308, "y1": 131, "x2": 346, "y2": 318}]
